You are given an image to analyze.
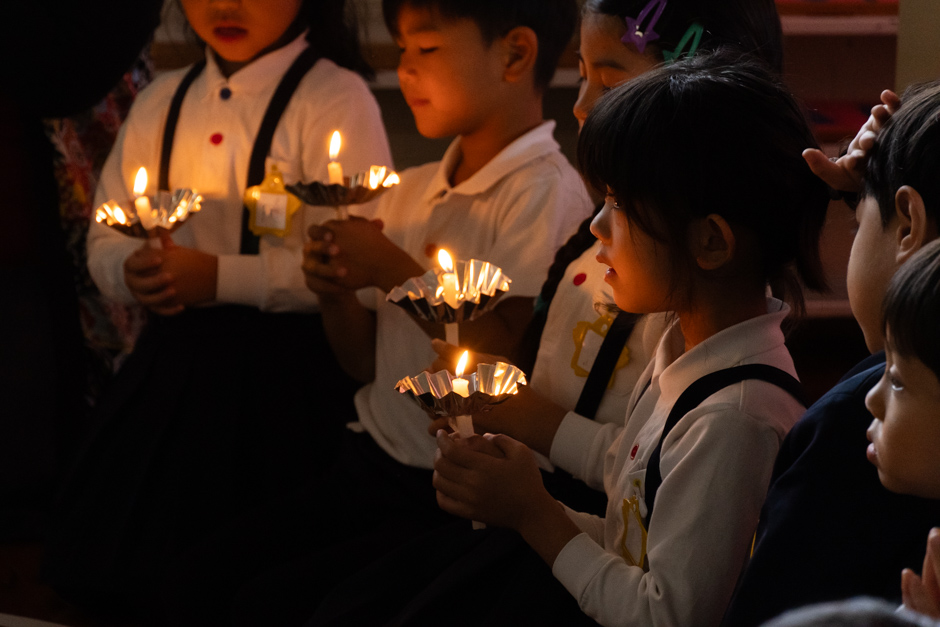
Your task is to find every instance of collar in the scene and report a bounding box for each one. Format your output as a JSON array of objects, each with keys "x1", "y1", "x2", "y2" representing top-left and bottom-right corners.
[
  {"x1": 420, "y1": 120, "x2": 560, "y2": 205},
  {"x1": 203, "y1": 31, "x2": 311, "y2": 96},
  {"x1": 652, "y1": 298, "x2": 792, "y2": 406}
]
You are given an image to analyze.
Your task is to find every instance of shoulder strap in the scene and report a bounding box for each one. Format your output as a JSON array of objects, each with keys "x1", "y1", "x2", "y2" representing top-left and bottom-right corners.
[
  {"x1": 574, "y1": 312, "x2": 638, "y2": 419},
  {"x1": 240, "y1": 46, "x2": 320, "y2": 254},
  {"x1": 643, "y1": 364, "x2": 807, "y2": 528},
  {"x1": 159, "y1": 60, "x2": 207, "y2": 192}
]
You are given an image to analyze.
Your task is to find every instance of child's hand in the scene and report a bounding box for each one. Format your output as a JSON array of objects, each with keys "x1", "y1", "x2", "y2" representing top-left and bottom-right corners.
[
  {"x1": 903, "y1": 527, "x2": 940, "y2": 619},
  {"x1": 158, "y1": 235, "x2": 218, "y2": 307},
  {"x1": 803, "y1": 89, "x2": 900, "y2": 193},
  {"x1": 304, "y1": 217, "x2": 423, "y2": 293},
  {"x1": 432, "y1": 430, "x2": 556, "y2": 531},
  {"x1": 123, "y1": 241, "x2": 183, "y2": 316}
]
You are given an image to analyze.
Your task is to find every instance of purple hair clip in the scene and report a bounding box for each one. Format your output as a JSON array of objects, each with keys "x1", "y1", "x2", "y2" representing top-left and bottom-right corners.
[{"x1": 622, "y1": 0, "x2": 667, "y2": 54}]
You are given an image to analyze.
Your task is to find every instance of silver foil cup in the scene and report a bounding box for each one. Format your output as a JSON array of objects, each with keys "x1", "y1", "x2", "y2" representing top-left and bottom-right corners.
[
  {"x1": 395, "y1": 362, "x2": 527, "y2": 419},
  {"x1": 386, "y1": 260, "x2": 512, "y2": 324}
]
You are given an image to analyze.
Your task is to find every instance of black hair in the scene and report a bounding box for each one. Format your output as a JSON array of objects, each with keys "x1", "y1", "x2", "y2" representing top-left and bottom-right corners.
[
  {"x1": 584, "y1": 0, "x2": 783, "y2": 73},
  {"x1": 172, "y1": 0, "x2": 373, "y2": 79},
  {"x1": 883, "y1": 239, "x2": 940, "y2": 380},
  {"x1": 382, "y1": 0, "x2": 578, "y2": 91},
  {"x1": 763, "y1": 597, "x2": 939, "y2": 627},
  {"x1": 863, "y1": 79, "x2": 940, "y2": 229},
  {"x1": 578, "y1": 50, "x2": 829, "y2": 313}
]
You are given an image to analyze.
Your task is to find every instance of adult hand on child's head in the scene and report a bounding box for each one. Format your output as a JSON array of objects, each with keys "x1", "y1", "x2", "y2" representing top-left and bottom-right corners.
[
  {"x1": 903, "y1": 527, "x2": 940, "y2": 619},
  {"x1": 433, "y1": 430, "x2": 552, "y2": 531},
  {"x1": 123, "y1": 240, "x2": 183, "y2": 316},
  {"x1": 803, "y1": 89, "x2": 900, "y2": 193}
]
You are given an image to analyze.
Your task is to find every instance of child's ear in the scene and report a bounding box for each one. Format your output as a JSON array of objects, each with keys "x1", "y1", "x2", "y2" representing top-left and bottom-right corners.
[
  {"x1": 690, "y1": 214, "x2": 735, "y2": 271},
  {"x1": 500, "y1": 26, "x2": 538, "y2": 84},
  {"x1": 895, "y1": 185, "x2": 936, "y2": 264}
]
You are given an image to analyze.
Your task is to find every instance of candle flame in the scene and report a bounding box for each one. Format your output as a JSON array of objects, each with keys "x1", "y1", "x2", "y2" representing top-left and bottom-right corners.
[
  {"x1": 438, "y1": 249, "x2": 454, "y2": 273},
  {"x1": 455, "y1": 350, "x2": 470, "y2": 378},
  {"x1": 382, "y1": 172, "x2": 400, "y2": 187},
  {"x1": 368, "y1": 166, "x2": 387, "y2": 190},
  {"x1": 133, "y1": 167, "x2": 148, "y2": 196},
  {"x1": 329, "y1": 131, "x2": 341, "y2": 161}
]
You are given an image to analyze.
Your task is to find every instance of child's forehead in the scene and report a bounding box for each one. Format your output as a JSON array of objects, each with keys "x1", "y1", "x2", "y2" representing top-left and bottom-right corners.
[{"x1": 395, "y1": 4, "x2": 479, "y2": 38}]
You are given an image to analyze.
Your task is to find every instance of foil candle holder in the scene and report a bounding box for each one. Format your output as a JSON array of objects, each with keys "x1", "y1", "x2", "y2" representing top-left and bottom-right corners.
[
  {"x1": 286, "y1": 166, "x2": 400, "y2": 220},
  {"x1": 94, "y1": 188, "x2": 203, "y2": 238},
  {"x1": 386, "y1": 256, "x2": 511, "y2": 346}
]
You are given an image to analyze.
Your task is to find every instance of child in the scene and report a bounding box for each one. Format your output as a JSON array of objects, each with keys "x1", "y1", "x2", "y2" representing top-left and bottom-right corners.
[
  {"x1": 423, "y1": 51, "x2": 829, "y2": 627},
  {"x1": 725, "y1": 79, "x2": 940, "y2": 626},
  {"x1": 865, "y1": 239, "x2": 940, "y2": 620},
  {"x1": 160, "y1": 0, "x2": 590, "y2": 624},
  {"x1": 42, "y1": 0, "x2": 392, "y2": 615}
]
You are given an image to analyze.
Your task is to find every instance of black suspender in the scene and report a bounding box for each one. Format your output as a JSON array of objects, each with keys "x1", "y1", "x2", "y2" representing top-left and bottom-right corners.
[
  {"x1": 643, "y1": 364, "x2": 808, "y2": 528},
  {"x1": 159, "y1": 60, "x2": 206, "y2": 192},
  {"x1": 158, "y1": 47, "x2": 319, "y2": 255},
  {"x1": 574, "y1": 312, "x2": 638, "y2": 419}
]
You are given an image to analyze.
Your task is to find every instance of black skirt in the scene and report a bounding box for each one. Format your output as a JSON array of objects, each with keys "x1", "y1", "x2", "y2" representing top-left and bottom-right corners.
[{"x1": 42, "y1": 305, "x2": 359, "y2": 616}]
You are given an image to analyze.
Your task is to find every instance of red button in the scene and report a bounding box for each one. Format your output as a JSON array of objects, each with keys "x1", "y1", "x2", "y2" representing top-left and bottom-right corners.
[
  {"x1": 573, "y1": 272, "x2": 587, "y2": 286},
  {"x1": 630, "y1": 444, "x2": 639, "y2": 459},
  {"x1": 210, "y1": 133, "x2": 223, "y2": 145}
]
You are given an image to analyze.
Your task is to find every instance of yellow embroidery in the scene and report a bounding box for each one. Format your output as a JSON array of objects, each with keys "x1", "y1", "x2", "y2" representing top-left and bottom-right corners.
[
  {"x1": 571, "y1": 315, "x2": 631, "y2": 387},
  {"x1": 243, "y1": 164, "x2": 302, "y2": 238},
  {"x1": 619, "y1": 480, "x2": 649, "y2": 568}
]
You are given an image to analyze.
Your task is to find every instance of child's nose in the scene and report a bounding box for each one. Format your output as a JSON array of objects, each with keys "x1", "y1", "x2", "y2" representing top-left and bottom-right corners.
[{"x1": 864, "y1": 376, "x2": 885, "y2": 420}]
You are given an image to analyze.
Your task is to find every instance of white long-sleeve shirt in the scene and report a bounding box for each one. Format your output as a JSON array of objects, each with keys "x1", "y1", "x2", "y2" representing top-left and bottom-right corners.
[
  {"x1": 87, "y1": 34, "x2": 392, "y2": 312},
  {"x1": 550, "y1": 299, "x2": 803, "y2": 627}
]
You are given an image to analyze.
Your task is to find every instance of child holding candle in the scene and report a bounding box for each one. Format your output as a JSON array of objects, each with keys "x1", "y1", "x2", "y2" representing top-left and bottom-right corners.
[
  {"x1": 161, "y1": 0, "x2": 591, "y2": 623},
  {"x1": 418, "y1": 52, "x2": 831, "y2": 627},
  {"x1": 43, "y1": 0, "x2": 392, "y2": 616}
]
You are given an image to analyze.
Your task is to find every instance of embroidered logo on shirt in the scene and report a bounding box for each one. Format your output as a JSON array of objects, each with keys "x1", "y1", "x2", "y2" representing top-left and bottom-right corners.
[
  {"x1": 619, "y1": 479, "x2": 649, "y2": 568},
  {"x1": 571, "y1": 314, "x2": 630, "y2": 385}
]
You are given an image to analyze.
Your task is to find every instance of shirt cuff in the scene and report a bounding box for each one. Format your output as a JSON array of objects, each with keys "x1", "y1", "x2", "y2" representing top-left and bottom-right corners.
[
  {"x1": 216, "y1": 254, "x2": 265, "y2": 307},
  {"x1": 550, "y1": 411, "x2": 605, "y2": 475},
  {"x1": 552, "y1": 532, "x2": 617, "y2": 601}
]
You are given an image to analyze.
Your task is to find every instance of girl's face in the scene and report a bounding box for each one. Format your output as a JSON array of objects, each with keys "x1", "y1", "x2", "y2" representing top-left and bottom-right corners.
[
  {"x1": 865, "y1": 332, "x2": 940, "y2": 499},
  {"x1": 574, "y1": 11, "x2": 659, "y2": 130},
  {"x1": 591, "y1": 194, "x2": 675, "y2": 314},
  {"x1": 182, "y1": 0, "x2": 303, "y2": 76}
]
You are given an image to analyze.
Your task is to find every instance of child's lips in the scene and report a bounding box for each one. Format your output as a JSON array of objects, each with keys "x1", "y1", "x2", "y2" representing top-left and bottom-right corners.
[
  {"x1": 214, "y1": 26, "x2": 248, "y2": 41},
  {"x1": 866, "y1": 441, "x2": 878, "y2": 466}
]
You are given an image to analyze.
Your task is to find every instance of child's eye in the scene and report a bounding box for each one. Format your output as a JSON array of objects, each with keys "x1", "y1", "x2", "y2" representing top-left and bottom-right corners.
[
  {"x1": 889, "y1": 376, "x2": 904, "y2": 391},
  {"x1": 418, "y1": 47, "x2": 438, "y2": 54},
  {"x1": 604, "y1": 193, "x2": 621, "y2": 209}
]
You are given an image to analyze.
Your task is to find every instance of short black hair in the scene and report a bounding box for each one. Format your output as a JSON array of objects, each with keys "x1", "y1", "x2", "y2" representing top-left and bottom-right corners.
[
  {"x1": 863, "y1": 79, "x2": 940, "y2": 229},
  {"x1": 382, "y1": 0, "x2": 578, "y2": 91},
  {"x1": 579, "y1": 50, "x2": 829, "y2": 312},
  {"x1": 584, "y1": 0, "x2": 784, "y2": 73},
  {"x1": 883, "y1": 239, "x2": 940, "y2": 380}
]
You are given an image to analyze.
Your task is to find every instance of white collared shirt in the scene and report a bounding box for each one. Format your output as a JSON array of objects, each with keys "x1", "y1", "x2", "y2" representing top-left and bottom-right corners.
[
  {"x1": 88, "y1": 33, "x2": 392, "y2": 311},
  {"x1": 551, "y1": 299, "x2": 804, "y2": 627},
  {"x1": 355, "y1": 121, "x2": 594, "y2": 469}
]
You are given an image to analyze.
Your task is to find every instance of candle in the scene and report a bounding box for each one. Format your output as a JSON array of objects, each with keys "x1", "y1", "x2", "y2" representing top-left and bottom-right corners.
[
  {"x1": 328, "y1": 131, "x2": 344, "y2": 185},
  {"x1": 133, "y1": 167, "x2": 156, "y2": 231},
  {"x1": 437, "y1": 249, "x2": 461, "y2": 309},
  {"x1": 452, "y1": 350, "x2": 471, "y2": 398}
]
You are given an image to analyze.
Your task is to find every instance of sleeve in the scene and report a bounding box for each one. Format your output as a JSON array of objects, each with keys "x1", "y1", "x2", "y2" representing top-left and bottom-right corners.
[
  {"x1": 550, "y1": 413, "x2": 621, "y2": 491},
  {"x1": 552, "y1": 407, "x2": 784, "y2": 627},
  {"x1": 482, "y1": 161, "x2": 593, "y2": 298},
  {"x1": 215, "y1": 67, "x2": 393, "y2": 311},
  {"x1": 86, "y1": 102, "x2": 162, "y2": 304}
]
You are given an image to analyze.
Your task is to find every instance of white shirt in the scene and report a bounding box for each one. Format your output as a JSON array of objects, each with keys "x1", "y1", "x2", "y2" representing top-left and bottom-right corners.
[
  {"x1": 551, "y1": 299, "x2": 803, "y2": 627},
  {"x1": 355, "y1": 121, "x2": 594, "y2": 469},
  {"x1": 87, "y1": 34, "x2": 393, "y2": 312}
]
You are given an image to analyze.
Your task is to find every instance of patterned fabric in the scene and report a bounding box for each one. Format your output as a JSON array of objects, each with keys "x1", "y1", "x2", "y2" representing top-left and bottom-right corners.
[{"x1": 44, "y1": 51, "x2": 152, "y2": 402}]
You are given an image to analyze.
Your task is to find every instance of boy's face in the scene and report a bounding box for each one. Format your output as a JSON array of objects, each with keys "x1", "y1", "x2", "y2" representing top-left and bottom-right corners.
[
  {"x1": 865, "y1": 334, "x2": 940, "y2": 499},
  {"x1": 394, "y1": 5, "x2": 507, "y2": 139},
  {"x1": 847, "y1": 196, "x2": 899, "y2": 353}
]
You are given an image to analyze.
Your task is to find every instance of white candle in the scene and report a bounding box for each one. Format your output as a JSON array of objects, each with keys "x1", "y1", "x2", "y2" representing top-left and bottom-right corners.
[
  {"x1": 133, "y1": 167, "x2": 155, "y2": 229},
  {"x1": 328, "y1": 131, "x2": 344, "y2": 185},
  {"x1": 438, "y1": 249, "x2": 461, "y2": 308},
  {"x1": 452, "y1": 350, "x2": 471, "y2": 398}
]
